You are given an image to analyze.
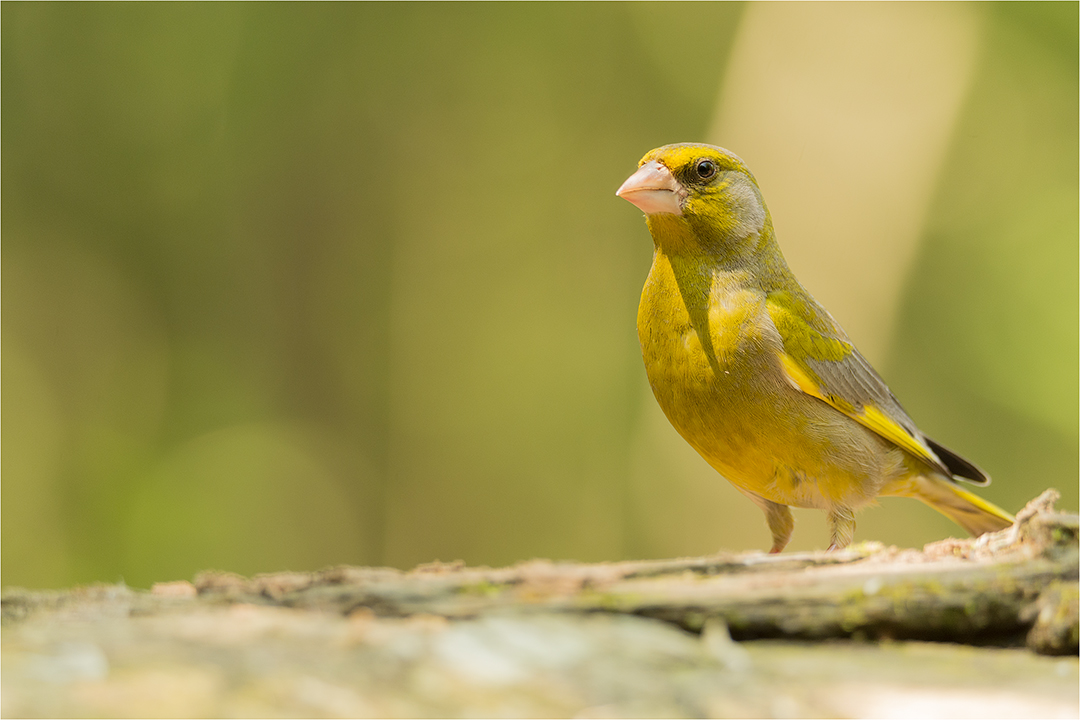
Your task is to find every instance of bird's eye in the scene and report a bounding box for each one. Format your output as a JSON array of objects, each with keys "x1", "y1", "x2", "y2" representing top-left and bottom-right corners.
[{"x1": 695, "y1": 159, "x2": 717, "y2": 180}]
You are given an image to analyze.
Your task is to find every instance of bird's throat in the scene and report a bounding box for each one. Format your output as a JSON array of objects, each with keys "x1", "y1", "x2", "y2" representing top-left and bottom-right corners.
[{"x1": 645, "y1": 213, "x2": 700, "y2": 256}]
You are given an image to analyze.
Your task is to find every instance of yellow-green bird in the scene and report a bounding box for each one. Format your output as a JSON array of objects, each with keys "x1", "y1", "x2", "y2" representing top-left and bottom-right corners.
[{"x1": 617, "y1": 143, "x2": 1014, "y2": 552}]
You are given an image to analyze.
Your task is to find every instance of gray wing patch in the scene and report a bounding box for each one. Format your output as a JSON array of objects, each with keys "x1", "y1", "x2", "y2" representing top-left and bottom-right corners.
[
  {"x1": 802, "y1": 349, "x2": 950, "y2": 476},
  {"x1": 803, "y1": 349, "x2": 920, "y2": 435}
]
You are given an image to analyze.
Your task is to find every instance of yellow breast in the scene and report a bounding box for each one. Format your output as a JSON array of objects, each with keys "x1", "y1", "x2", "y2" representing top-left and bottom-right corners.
[
  {"x1": 635, "y1": 249, "x2": 866, "y2": 510},
  {"x1": 637, "y1": 251, "x2": 773, "y2": 395}
]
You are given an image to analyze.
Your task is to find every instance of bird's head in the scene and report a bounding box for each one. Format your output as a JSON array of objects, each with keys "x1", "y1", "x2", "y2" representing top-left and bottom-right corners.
[{"x1": 617, "y1": 143, "x2": 769, "y2": 254}]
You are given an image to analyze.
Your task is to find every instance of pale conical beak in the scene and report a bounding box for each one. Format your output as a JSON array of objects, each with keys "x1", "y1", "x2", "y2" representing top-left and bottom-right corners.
[{"x1": 616, "y1": 161, "x2": 684, "y2": 216}]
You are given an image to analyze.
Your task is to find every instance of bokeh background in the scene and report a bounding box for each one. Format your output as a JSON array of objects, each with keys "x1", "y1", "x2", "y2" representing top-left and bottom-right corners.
[{"x1": 3, "y1": 3, "x2": 1076, "y2": 590}]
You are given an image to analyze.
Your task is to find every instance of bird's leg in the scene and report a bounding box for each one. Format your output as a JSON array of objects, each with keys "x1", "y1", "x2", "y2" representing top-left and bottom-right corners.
[
  {"x1": 826, "y1": 507, "x2": 856, "y2": 551},
  {"x1": 762, "y1": 501, "x2": 794, "y2": 554}
]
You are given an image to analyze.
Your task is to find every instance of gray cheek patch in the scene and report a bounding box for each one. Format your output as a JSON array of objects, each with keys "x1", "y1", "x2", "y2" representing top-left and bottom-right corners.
[{"x1": 727, "y1": 177, "x2": 766, "y2": 237}]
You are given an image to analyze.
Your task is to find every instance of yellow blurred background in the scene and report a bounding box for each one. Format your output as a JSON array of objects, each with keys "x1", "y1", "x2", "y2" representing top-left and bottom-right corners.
[{"x1": 3, "y1": 3, "x2": 1076, "y2": 590}]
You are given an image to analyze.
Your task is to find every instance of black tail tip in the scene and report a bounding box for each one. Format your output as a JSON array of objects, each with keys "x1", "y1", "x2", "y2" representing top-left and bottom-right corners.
[{"x1": 926, "y1": 437, "x2": 990, "y2": 486}]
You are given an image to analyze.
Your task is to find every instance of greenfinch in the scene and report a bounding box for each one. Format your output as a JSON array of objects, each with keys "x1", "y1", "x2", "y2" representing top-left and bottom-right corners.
[{"x1": 617, "y1": 143, "x2": 1014, "y2": 552}]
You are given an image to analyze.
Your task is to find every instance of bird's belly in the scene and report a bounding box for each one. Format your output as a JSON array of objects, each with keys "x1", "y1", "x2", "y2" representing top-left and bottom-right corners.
[{"x1": 638, "y1": 304, "x2": 891, "y2": 511}]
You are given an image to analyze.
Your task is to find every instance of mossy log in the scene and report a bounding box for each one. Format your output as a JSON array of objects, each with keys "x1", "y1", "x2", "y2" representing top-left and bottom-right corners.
[{"x1": 3, "y1": 491, "x2": 1077, "y2": 718}]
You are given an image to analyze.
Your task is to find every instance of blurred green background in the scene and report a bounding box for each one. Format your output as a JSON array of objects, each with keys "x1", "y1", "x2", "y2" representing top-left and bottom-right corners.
[{"x1": 3, "y1": 3, "x2": 1076, "y2": 590}]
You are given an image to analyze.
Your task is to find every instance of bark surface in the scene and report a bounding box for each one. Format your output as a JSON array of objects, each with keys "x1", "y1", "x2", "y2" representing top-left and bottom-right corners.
[{"x1": 3, "y1": 491, "x2": 1077, "y2": 718}]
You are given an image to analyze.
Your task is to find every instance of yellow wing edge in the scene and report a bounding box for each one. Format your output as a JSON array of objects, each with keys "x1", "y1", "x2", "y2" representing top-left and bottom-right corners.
[{"x1": 778, "y1": 352, "x2": 944, "y2": 471}]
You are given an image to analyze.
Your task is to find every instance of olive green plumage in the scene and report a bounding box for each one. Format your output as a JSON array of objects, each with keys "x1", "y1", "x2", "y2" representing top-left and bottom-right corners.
[{"x1": 617, "y1": 143, "x2": 1013, "y2": 552}]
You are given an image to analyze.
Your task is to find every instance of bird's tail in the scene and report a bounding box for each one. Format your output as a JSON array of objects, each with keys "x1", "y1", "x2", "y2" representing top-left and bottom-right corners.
[{"x1": 883, "y1": 475, "x2": 1015, "y2": 537}]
